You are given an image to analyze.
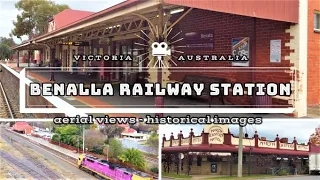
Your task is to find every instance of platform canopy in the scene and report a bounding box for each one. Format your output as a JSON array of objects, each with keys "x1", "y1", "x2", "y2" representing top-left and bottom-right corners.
[
  {"x1": 162, "y1": 124, "x2": 310, "y2": 157},
  {"x1": 11, "y1": 0, "x2": 299, "y2": 51}
]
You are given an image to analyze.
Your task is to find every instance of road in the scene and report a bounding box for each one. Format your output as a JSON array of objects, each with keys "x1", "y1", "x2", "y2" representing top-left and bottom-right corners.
[{"x1": 0, "y1": 127, "x2": 96, "y2": 179}]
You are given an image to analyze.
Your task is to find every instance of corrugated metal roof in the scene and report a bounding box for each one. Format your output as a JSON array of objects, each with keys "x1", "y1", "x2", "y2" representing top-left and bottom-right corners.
[{"x1": 52, "y1": 9, "x2": 94, "y2": 30}]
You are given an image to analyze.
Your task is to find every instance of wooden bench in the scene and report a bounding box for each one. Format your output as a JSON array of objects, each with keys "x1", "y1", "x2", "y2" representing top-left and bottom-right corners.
[{"x1": 182, "y1": 75, "x2": 226, "y2": 107}]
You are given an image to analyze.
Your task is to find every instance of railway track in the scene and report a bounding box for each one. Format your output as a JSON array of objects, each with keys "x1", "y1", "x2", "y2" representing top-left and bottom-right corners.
[
  {"x1": 5, "y1": 136, "x2": 64, "y2": 180},
  {"x1": 1, "y1": 129, "x2": 78, "y2": 166},
  {"x1": 1, "y1": 129, "x2": 102, "y2": 179},
  {"x1": 0, "y1": 151, "x2": 49, "y2": 180},
  {"x1": 0, "y1": 81, "x2": 23, "y2": 119}
]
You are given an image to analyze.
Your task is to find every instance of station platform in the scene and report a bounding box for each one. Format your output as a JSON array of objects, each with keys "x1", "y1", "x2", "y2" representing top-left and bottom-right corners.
[{"x1": 4, "y1": 63, "x2": 295, "y2": 118}]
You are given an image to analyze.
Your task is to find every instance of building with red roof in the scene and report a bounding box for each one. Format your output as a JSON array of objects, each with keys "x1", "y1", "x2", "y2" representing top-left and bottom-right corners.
[
  {"x1": 96, "y1": 122, "x2": 137, "y2": 134},
  {"x1": 47, "y1": 9, "x2": 94, "y2": 32},
  {"x1": 162, "y1": 124, "x2": 310, "y2": 175},
  {"x1": 12, "y1": 122, "x2": 34, "y2": 135}
]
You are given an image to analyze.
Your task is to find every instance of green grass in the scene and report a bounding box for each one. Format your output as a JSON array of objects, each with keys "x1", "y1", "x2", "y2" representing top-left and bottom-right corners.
[
  {"x1": 162, "y1": 172, "x2": 192, "y2": 179},
  {"x1": 204, "y1": 174, "x2": 283, "y2": 180}
]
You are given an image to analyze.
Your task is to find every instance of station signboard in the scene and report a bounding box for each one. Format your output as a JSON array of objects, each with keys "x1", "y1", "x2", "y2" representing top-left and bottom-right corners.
[{"x1": 57, "y1": 41, "x2": 90, "y2": 46}]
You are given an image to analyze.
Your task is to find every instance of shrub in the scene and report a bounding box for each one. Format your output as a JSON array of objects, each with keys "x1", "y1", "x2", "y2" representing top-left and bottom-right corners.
[
  {"x1": 150, "y1": 167, "x2": 158, "y2": 173},
  {"x1": 51, "y1": 134, "x2": 60, "y2": 142},
  {"x1": 279, "y1": 169, "x2": 288, "y2": 176}
]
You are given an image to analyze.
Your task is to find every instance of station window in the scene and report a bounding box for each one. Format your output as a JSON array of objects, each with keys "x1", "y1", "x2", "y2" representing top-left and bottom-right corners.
[{"x1": 315, "y1": 11, "x2": 320, "y2": 32}]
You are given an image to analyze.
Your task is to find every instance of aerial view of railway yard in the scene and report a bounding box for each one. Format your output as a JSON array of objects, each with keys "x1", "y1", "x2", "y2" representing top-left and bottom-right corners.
[{"x1": 0, "y1": 122, "x2": 159, "y2": 180}]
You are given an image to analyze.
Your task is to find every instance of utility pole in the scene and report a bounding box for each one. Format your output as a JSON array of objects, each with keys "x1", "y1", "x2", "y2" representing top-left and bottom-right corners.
[
  {"x1": 238, "y1": 126, "x2": 243, "y2": 177},
  {"x1": 106, "y1": 145, "x2": 109, "y2": 160},
  {"x1": 82, "y1": 125, "x2": 85, "y2": 153}
]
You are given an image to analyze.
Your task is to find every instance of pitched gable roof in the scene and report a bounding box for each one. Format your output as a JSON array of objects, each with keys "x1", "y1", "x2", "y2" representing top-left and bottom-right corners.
[
  {"x1": 12, "y1": 122, "x2": 33, "y2": 132},
  {"x1": 50, "y1": 9, "x2": 95, "y2": 31}
]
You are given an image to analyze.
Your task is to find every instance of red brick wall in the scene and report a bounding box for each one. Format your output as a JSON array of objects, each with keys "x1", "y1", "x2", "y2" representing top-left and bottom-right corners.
[
  {"x1": 307, "y1": 0, "x2": 320, "y2": 106},
  {"x1": 168, "y1": 9, "x2": 294, "y2": 105}
]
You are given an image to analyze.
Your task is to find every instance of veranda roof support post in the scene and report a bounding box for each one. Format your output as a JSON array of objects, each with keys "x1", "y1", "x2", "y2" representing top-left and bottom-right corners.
[
  {"x1": 238, "y1": 126, "x2": 243, "y2": 177},
  {"x1": 230, "y1": 153, "x2": 233, "y2": 176},
  {"x1": 17, "y1": 50, "x2": 19, "y2": 68},
  {"x1": 155, "y1": 4, "x2": 164, "y2": 117},
  {"x1": 28, "y1": 46, "x2": 31, "y2": 67},
  {"x1": 49, "y1": 45, "x2": 56, "y2": 81}
]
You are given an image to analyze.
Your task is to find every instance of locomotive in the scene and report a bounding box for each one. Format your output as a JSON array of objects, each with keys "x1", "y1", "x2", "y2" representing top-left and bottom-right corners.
[{"x1": 78, "y1": 154, "x2": 154, "y2": 180}]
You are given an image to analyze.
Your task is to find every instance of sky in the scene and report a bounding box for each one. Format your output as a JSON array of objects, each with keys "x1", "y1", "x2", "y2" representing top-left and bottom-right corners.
[
  {"x1": 160, "y1": 119, "x2": 320, "y2": 143},
  {"x1": 0, "y1": 0, "x2": 126, "y2": 44}
]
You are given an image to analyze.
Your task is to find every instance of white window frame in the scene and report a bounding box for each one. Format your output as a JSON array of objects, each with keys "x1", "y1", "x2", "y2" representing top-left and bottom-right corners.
[{"x1": 314, "y1": 11, "x2": 320, "y2": 32}]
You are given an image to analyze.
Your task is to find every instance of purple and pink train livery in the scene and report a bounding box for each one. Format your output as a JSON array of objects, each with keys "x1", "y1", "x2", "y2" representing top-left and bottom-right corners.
[{"x1": 78, "y1": 154, "x2": 154, "y2": 180}]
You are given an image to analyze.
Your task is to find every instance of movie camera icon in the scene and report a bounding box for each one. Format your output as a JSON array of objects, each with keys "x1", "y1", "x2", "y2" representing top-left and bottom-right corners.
[{"x1": 151, "y1": 42, "x2": 171, "y2": 60}]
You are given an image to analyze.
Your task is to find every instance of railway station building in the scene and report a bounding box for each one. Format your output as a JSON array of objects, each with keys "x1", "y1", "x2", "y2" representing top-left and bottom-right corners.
[
  {"x1": 11, "y1": 0, "x2": 320, "y2": 117},
  {"x1": 161, "y1": 124, "x2": 313, "y2": 175}
]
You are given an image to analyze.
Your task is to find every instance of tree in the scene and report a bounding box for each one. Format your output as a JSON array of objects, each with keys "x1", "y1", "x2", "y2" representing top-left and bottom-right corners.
[
  {"x1": 146, "y1": 132, "x2": 159, "y2": 150},
  {"x1": 84, "y1": 129, "x2": 105, "y2": 151},
  {"x1": 55, "y1": 125, "x2": 79, "y2": 145},
  {"x1": 11, "y1": 0, "x2": 69, "y2": 37},
  {"x1": 0, "y1": 44, "x2": 12, "y2": 60},
  {"x1": 131, "y1": 122, "x2": 157, "y2": 133},
  {"x1": 0, "y1": 37, "x2": 15, "y2": 47},
  {"x1": 118, "y1": 148, "x2": 146, "y2": 170},
  {"x1": 106, "y1": 138, "x2": 123, "y2": 159},
  {"x1": 100, "y1": 125, "x2": 125, "y2": 142},
  {"x1": 55, "y1": 125, "x2": 79, "y2": 135}
]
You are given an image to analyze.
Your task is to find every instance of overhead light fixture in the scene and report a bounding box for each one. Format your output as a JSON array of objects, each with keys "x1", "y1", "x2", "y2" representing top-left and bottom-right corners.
[{"x1": 170, "y1": 8, "x2": 185, "y2": 14}]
